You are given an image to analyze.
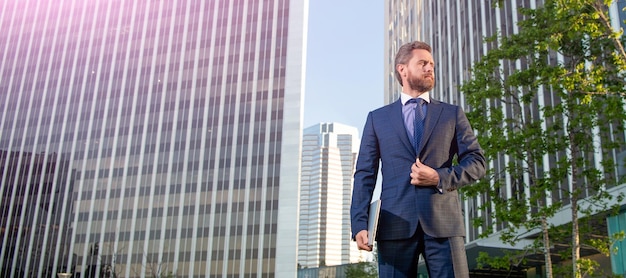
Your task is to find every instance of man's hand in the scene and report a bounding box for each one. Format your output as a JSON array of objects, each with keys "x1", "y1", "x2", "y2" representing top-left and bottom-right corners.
[
  {"x1": 410, "y1": 158, "x2": 439, "y2": 186},
  {"x1": 355, "y1": 230, "x2": 372, "y2": 251}
]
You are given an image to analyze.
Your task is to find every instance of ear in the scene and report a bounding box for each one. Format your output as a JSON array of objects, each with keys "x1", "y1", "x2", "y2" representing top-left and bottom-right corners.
[{"x1": 396, "y1": 64, "x2": 405, "y2": 76}]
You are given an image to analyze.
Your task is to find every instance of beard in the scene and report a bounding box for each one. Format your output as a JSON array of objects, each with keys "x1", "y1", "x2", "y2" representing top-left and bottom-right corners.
[{"x1": 407, "y1": 75, "x2": 435, "y2": 92}]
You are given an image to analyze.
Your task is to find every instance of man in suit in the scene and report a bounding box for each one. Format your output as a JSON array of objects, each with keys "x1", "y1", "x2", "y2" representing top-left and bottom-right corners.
[{"x1": 350, "y1": 41, "x2": 486, "y2": 277}]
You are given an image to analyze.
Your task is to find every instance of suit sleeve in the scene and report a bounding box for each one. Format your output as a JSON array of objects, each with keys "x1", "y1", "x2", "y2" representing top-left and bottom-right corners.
[
  {"x1": 350, "y1": 112, "x2": 379, "y2": 239},
  {"x1": 436, "y1": 106, "x2": 486, "y2": 192}
]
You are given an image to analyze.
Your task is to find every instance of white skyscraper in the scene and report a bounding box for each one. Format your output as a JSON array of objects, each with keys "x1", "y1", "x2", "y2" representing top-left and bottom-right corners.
[{"x1": 298, "y1": 122, "x2": 361, "y2": 268}]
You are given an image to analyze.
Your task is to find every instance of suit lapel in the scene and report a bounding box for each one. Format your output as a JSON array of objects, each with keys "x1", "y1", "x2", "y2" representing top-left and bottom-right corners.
[{"x1": 418, "y1": 99, "x2": 443, "y2": 155}]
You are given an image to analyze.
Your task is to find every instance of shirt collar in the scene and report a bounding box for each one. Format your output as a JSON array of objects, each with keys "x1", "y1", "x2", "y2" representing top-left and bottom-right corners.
[{"x1": 401, "y1": 92, "x2": 431, "y2": 105}]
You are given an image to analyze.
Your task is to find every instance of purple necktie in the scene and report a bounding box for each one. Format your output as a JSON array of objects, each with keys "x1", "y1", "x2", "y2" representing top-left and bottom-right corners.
[{"x1": 413, "y1": 98, "x2": 426, "y2": 152}]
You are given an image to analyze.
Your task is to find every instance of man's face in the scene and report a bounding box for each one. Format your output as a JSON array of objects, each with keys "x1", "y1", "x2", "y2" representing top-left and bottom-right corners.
[{"x1": 401, "y1": 49, "x2": 435, "y2": 92}]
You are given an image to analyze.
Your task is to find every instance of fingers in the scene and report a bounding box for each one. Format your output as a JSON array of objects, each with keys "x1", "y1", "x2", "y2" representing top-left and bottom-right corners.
[
  {"x1": 415, "y1": 157, "x2": 423, "y2": 167},
  {"x1": 411, "y1": 159, "x2": 440, "y2": 186},
  {"x1": 411, "y1": 158, "x2": 432, "y2": 186},
  {"x1": 411, "y1": 158, "x2": 422, "y2": 176},
  {"x1": 410, "y1": 160, "x2": 419, "y2": 185},
  {"x1": 356, "y1": 230, "x2": 372, "y2": 251}
]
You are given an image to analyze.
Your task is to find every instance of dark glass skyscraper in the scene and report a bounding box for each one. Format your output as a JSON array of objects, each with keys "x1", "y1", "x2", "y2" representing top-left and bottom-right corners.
[{"x1": 0, "y1": 0, "x2": 307, "y2": 277}]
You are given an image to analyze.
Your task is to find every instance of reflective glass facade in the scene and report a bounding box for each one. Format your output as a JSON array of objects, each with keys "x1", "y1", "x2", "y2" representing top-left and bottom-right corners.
[
  {"x1": 298, "y1": 123, "x2": 360, "y2": 268},
  {"x1": 0, "y1": 0, "x2": 307, "y2": 277}
]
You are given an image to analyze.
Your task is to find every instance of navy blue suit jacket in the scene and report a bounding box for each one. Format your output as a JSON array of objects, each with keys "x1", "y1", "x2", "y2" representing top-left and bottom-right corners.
[{"x1": 350, "y1": 98, "x2": 486, "y2": 240}]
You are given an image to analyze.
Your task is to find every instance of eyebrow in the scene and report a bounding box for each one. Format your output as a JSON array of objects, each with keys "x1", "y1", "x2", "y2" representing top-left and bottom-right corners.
[{"x1": 417, "y1": 59, "x2": 434, "y2": 65}]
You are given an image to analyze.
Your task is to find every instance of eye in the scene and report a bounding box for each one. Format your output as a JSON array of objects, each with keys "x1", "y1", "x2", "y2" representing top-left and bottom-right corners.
[{"x1": 419, "y1": 60, "x2": 434, "y2": 68}]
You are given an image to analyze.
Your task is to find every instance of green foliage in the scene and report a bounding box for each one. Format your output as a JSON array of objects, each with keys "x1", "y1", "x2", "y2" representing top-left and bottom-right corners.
[
  {"x1": 460, "y1": 0, "x2": 626, "y2": 276},
  {"x1": 611, "y1": 230, "x2": 626, "y2": 255},
  {"x1": 476, "y1": 251, "x2": 517, "y2": 270},
  {"x1": 345, "y1": 261, "x2": 378, "y2": 278}
]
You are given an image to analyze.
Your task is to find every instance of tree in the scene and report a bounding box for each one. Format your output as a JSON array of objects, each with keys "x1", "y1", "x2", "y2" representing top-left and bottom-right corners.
[
  {"x1": 345, "y1": 261, "x2": 377, "y2": 278},
  {"x1": 346, "y1": 246, "x2": 378, "y2": 278},
  {"x1": 460, "y1": 0, "x2": 626, "y2": 277}
]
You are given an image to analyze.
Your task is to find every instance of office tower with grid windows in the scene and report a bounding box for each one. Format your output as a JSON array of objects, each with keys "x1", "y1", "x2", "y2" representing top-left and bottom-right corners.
[
  {"x1": 298, "y1": 123, "x2": 361, "y2": 268},
  {"x1": 385, "y1": 0, "x2": 626, "y2": 275},
  {"x1": 0, "y1": 0, "x2": 307, "y2": 277}
]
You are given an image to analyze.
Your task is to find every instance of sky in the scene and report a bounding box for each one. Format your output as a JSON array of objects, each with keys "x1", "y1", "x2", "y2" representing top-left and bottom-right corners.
[{"x1": 303, "y1": 0, "x2": 385, "y2": 136}]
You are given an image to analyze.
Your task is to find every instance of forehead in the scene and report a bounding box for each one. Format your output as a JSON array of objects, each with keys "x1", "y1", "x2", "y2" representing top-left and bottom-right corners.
[{"x1": 409, "y1": 49, "x2": 434, "y2": 61}]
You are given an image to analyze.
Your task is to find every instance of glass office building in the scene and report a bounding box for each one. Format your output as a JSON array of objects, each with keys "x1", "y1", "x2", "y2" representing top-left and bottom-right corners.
[
  {"x1": 0, "y1": 0, "x2": 307, "y2": 277},
  {"x1": 298, "y1": 123, "x2": 360, "y2": 268}
]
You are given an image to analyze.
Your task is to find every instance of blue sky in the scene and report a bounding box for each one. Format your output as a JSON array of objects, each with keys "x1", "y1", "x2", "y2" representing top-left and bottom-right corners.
[{"x1": 303, "y1": 0, "x2": 385, "y2": 135}]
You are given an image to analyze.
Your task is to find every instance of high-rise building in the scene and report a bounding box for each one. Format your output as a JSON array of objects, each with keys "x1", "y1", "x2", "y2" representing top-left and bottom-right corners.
[
  {"x1": 298, "y1": 123, "x2": 361, "y2": 268},
  {"x1": 0, "y1": 151, "x2": 75, "y2": 277},
  {"x1": 385, "y1": 0, "x2": 626, "y2": 275},
  {"x1": 0, "y1": 0, "x2": 307, "y2": 277}
]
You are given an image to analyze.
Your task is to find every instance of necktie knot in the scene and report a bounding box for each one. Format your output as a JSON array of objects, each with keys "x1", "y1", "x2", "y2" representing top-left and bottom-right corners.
[
  {"x1": 409, "y1": 97, "x2": 425, "y2": 106},
  {"x1": 408, "y1": 98, "x2": 422, "y2": 104}
]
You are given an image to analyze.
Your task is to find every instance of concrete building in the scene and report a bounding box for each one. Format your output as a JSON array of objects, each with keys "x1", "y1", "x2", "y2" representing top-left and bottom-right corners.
[
  {"x1": 385, "y1": 0, "x2": 626, "y2": 276},
  {"x1": 0, "y1": 0, "x2": 307, "y2": 277},
  {"x1": 299, "y1": 123, "x2": 362, "y2": 268}
]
